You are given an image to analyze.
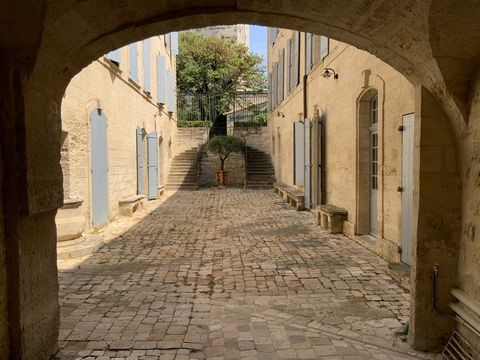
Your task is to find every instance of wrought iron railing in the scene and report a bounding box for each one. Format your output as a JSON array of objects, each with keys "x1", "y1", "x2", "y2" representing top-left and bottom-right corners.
[{"x1": 177, "y1": 91, "x2": 268, "y2": 130}]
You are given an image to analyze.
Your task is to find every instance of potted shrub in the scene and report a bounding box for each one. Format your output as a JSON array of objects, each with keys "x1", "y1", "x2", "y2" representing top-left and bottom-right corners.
[{"x1": 206, "y1": 135, "x2": 244, "y2": 187}]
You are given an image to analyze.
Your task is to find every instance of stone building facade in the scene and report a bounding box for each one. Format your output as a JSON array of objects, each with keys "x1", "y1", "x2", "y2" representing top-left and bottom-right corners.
[
  {"x1": 3, "y1": 2, "x2": 480, "y2": 358},
  {"x1": 56, "y1": 34, "x2": 178, "y2": 257},
  {"x1": 188, "y1": 25, "x2": 250, "y2": 49},
  {"x1": 267, "y1": 28, "x2": 416, "y2": 266}
]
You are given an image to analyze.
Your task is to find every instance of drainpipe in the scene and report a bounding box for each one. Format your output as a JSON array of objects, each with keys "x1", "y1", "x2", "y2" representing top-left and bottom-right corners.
[
  {"x1": 303, "y1": 74, "x2": 308, "y2": 120},
  {"x1": 318, "y1": 111, "x2": 326, "y2": 205}
]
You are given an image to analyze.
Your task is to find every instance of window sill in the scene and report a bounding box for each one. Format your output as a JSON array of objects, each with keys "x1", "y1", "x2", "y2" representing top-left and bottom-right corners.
[
  {"x1": 128, "y1": 78, "x2": 141, "y2": 89},
  {"x1": 104, "y1": 58, "x2": 122, "y2": 74}
]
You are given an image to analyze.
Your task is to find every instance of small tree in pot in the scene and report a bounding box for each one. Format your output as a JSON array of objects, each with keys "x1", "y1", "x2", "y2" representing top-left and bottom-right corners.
[{"x1": 206, "y1": 135, "x2": 244, "y2": 187}]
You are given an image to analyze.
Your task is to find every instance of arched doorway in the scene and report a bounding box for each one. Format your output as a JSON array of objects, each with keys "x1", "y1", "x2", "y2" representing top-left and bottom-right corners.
[{"x1": 357, "y1": 89, "x2": 379, "y2": 238}]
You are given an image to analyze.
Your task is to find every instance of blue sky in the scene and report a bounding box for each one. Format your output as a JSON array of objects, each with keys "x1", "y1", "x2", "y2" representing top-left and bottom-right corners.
[{"x1": 249, "y1": 25, "x2": 267, "y2": 66}]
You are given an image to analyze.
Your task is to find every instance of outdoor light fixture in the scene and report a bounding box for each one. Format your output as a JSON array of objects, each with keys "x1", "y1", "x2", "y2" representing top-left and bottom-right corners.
[
  {"x1": 277, "y1": 111, "x2": 285, "y2": 118},
  {"x1": 322, "y1": 68, "x2": 339, "y2": 79}
]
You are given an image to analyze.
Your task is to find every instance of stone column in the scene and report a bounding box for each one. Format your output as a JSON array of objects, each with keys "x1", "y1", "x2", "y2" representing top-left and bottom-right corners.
[
  {"x1": 408, "y1": 86, "x2": 461, "y2": 351},
  {"x1": 0, "y1": 56, "x2": 63, "y2": 359}
]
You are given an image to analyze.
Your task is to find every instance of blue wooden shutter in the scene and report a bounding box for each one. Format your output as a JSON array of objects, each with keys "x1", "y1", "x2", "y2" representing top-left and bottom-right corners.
[
  {"x1": 279, "y1": 49, "x2": 285, "y2": 102},
  {"x1": 157, "y1": 55, "x2": 167, "y2": 104},
  {"x1": 167, "y1": 70, "x2": 175, "y2": 113},
  {"x1": 294, "y1": 122, "x2": 305, "y2": 186},
  {"x1": 136, "y1": 128, "x2": 143, "y2": 194},
  {"x1": 171, "y1": 32, "x2": 179, "y2": 55},
  {"x1": 107, "y1": 49, "x2": 121, "y2": 65},
  {"x1": 272, "y1": 62, "x2": 277, "y2": 108},
  {"x1": 143, "y1": 39, "x2": 151, "y2": 93},
  {"x1": 304, "y1": 118, "x2": 311, "y2": 209},
  {"x1": 90, "y1": 110, "x2": 109, "y2": 228},
  {"x1": 320, "y1": 36, "x2": 329, "y2": 60},
  {"x1": 165, "y1": 34, "x2": 171, "y2": 51},
  {"x1": 267, "y1": 71, "x2": 272, "y2": 111},
  {"x1": 294, "y1": 31, "x2": 300, "y2": 86},
  {"x1": 147, "y1": 131, "x2": 158, "y2": 200},
  {"x1": 286, "y1": 39, "x2": 291, "y2": 93},
  {"x1": 305, "y1": 33, "x2": 312, "y2": 74},
  {"x1": 129, "y1": 43, "x2": 139, "y2": 83}
]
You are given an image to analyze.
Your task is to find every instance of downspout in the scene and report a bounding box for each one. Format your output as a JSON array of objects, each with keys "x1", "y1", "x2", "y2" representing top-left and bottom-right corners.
[
  {"x1": 319, "y1": 111, "x2": 326, "y2": 205},
  {"x1": 303, "y1": 74, "x2": 308, "y2": 120}
]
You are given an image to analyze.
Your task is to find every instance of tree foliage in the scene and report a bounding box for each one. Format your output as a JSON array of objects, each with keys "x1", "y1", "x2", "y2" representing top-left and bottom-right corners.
[
  {"x1": 206, "y1": 135, "x2": 244, "y2": 170},
  {"x1": 177, "y1": 32, "x2": 266, "y2": 113}
]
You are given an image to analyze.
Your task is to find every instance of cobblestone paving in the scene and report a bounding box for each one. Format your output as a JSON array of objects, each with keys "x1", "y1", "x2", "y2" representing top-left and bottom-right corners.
[{"x1": 56, "y1": 189, "x2": 440, "y2": 360}]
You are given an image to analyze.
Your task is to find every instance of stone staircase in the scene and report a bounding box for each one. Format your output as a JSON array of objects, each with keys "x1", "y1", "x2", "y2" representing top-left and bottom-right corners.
[
  {"x1": 245, "y1": 146, "x2": 275, "y2": 189},
  {"x1": 166, "y1": 148, "x2": 199, "y2": 191}
]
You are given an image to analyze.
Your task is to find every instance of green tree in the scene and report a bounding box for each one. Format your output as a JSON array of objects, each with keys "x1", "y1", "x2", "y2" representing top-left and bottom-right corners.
[
  {"x1": 206, "y1": 135, "x2": 244, "y2": 171},
  {"x1": 177, "y1": 32, "x2": 266, "y2": 114}
]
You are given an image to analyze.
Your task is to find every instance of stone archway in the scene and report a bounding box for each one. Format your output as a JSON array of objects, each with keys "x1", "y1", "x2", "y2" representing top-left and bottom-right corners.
[{"x1": 2, "y1": 1, "x2": 480, "y2": 358}]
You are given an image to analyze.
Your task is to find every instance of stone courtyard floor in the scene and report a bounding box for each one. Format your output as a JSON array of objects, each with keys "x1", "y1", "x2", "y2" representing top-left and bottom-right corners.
[{"x1": 56, "y1": 189, "x2": 440, "y2": 360}]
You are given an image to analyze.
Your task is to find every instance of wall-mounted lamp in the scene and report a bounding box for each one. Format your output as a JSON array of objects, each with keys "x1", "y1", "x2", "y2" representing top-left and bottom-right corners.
[
  {"x1": 277, "y1": 111, "x2": 285, "y2": 118},
  {"x1": 322, "y1": 68, "x2": 339, "y2": 79}
]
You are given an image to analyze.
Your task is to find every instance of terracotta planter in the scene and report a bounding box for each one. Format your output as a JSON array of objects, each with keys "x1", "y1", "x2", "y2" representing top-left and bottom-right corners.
[{"x1": 215, "y1": 170, "x2": 229, "y2": 188}]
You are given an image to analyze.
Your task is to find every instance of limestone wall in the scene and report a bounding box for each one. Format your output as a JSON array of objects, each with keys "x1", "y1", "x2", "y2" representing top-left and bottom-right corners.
[
  {"x1": 233, "y1": 127, "x2": 271, "y2": 155},
  {"x1": 59, "y1": 35, "x2": 177, "y2": 233},
  {"x1": 268, "y1": 31, "x2": 415, "y2": 263},
  {"x1": 174, "y1": 127, "x2": 210, "y2": 155},
  {"x1": 458, "y1": 80, "x2": 480, "y2": 352},
  {"x1": 199, "y1": 151, "x2": 245, "y2": 187}
]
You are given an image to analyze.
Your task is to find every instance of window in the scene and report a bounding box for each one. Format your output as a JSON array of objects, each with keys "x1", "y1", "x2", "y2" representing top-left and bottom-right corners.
[
  {"x1": 371, "y1": 95, "x2": 378, "y2": 125},
  {"x1": 370, "y1": 95, "x2": 378, "y2": 190},
  {"x1": 371, "y1": 132, "x2": 378, "y2": 190}
]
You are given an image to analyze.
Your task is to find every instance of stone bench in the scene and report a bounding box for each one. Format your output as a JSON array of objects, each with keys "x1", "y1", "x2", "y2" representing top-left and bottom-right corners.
[
  {"x1": 317, "y1": 205, "x2": 348, "y2": 234},
  {"x1": 274, "y1": 182, "x2": 305, "y2": 210},
  {"x1": 119, "y1": 195, "x2": 144, "y2": 216}
]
